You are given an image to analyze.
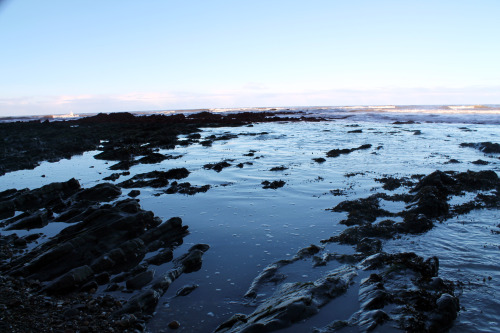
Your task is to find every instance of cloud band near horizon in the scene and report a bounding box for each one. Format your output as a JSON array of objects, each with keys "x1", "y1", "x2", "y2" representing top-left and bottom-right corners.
[{"x1": 1, "y1": 86, "x2": 499, "y2": 117}]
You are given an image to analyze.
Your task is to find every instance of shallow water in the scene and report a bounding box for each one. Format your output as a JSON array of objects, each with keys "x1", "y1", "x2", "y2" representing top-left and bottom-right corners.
[{"x1": 1, "y1": 116, "x2": 499, "y2": 332}]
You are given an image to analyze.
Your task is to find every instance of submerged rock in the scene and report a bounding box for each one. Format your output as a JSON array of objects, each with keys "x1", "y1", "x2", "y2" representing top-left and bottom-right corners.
[{"x1": 175, "y1": 284, "x2": 199, "y2": 297}]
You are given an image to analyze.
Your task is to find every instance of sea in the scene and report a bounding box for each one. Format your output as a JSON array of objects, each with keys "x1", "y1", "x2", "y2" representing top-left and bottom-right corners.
[{"x1": 0, "y1": 105, "x2": 499, "y2": 332}]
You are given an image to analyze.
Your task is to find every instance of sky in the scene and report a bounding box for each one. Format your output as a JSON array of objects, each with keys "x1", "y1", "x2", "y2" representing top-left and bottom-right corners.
[{"x1": 0, "y1": 0, "x2": 499, "y2": 116}]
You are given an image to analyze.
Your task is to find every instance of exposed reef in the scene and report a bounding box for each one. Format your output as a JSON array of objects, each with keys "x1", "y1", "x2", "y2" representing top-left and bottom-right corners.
[
  {"x1": 0, "y1": 179, "x2": 209, "y2": 331},
  {"x1": 0, "y1": 111, "x2": 324, "y2": 176}
]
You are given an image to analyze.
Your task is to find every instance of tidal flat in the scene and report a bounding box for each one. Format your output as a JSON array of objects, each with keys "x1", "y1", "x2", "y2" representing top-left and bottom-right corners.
[{"x1": 1, "y1": 108, "x2": 499, "y2": 332}]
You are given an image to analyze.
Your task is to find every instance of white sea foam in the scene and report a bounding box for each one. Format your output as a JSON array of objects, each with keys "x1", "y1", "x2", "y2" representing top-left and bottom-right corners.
[{"x1": 2, "y1": 105, "x2": 499, "y2": 124}]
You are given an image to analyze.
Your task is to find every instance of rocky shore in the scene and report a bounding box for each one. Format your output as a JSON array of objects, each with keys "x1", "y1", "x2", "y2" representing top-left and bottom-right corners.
[
  {"x1": 1, "y1": 111, "x2": 499, "y2": 332},
  {"x1": 0, "y1": 111, "x2": 324, "y2": 332}
]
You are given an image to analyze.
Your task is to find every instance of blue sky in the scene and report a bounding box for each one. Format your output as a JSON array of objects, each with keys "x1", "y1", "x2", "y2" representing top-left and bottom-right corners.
[{"x1": 0, "y1": 0, "x2": 499, "y2": 116}]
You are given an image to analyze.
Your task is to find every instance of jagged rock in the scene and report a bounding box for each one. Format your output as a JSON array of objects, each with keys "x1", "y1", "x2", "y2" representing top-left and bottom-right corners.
[
  {"x1": 406, "y1": 185, "x2": 450, "y2": 219},
  {"x1": 5, "y1": 209, "x2": 52, "y2": 230},
  {"x1": 115, "y1": 244, "x2": 209, "y2": 317},
  {"x1": 6, "y1": 197, "x2": 187, "y2": 288},
  {"x1": 43, "y1": 265, "x2": 94, "y2": 294},
  {"x1": 109, "y1": 160, "x2": 138, "y2": 170},
  {"x1": 361, "y1": 252, "x2": 439, "y2": 279},
  {"x1": 326, "y1": 144, "x2": 371, "y2": 158},
  {"x1": 356, "y1": 238, "x2": 382, "y2": 255},
  {"x1": 174, "y1": 244, "x2": 210, "y2": 273},
  {"x1": 137, "y1": 153, "x2": 168, "y2": 164},
  {"x1": 244, "y1": 244, "x2": 327, "y2": 299},
  {"x1": 262, "y1": 180, "x2": 286, "y2": 189},
  {"x1": 203, "y1": 161, "x2": 232, "y2": 172},
  {"x1": 216, "y1": 266, "x2": 357, "y2": 332},
  {"x1": 119, "y1": 168, "x2": 190, "y2": 188},
  {"x1": 460, "y1": 141, "x2": 500, "y2": 154},
  {"x1": 146, "y1": 248, "x2": 174, "y2": 266},
  {"x1": 165, "y1": 182, "x2": 210, "y2": 195},
  {"x1": 375, "y1": 176, "x2": 413, "y2": 191},
  {"x1": 329, "y1": 195, "x2": 392, "y2": 226},
  {"x1": 73, "y1": 183, "x2": 121, "y2": 202},
  {"x1": 94, "y1": 146, "x2": 152, "y2": 161}
]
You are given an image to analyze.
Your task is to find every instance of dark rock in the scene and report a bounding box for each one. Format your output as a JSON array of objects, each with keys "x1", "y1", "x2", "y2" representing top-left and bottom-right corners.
[
  {"x1": 115, "y1": 244, "x2": 210, "y2": 317},
  {"x1": 313, "y1": 157, "x2": 326, "y2": 163},
  {"x1": 375, "y1": 176, "x2": 413, "y2": 191},
  {"x1": 460, "y1": 141, "x2": 500, "y2": 154},
  {"x1": 200, "y1": 140, "x2": 213, "y2": 146},
  {"x1": 119, "y1": 168, "x2": 190, "y2": 188},
  {"x1": 103, "y1": 172, "x2": 124, "y2": 181},
  {"x1": 165, "y1": 182, "x2": 210, "y2": 195},
  {"x1": 13, "y1": 237, "x2": 27, "y2": 247},
  {"x1": 326, "y1": 144, "x2": 371, "y2": 158},
  {"x1": 358, "y1": 309, "x2": 390, "y2": 331},
  {"x1": 295, "y1": 244, "x2": 321, "y2": 259},
  {"x1": 6, "y1": 209, "x2": 52, "y2": 231},
  {"x1": 204, "y1": 161, "x2": 232, "y2": 172},
  {"x1": 356, "y1": 238, "x2": 382, "y2": 254},
  {"x1": 397, "y1": 214, "x2": 434, "y2": 234},
  {"x1": 80, "y1": 280, "x2": 98, "y2": 292},
  {"x1": 5, "y1": 194, "x2": 188, "y2": 293},
  {"x1": 128, "y1": 190, "x2": 140, "y2": 198},
  {"x1": 43, "y1": 265, "x2": 94, "y2": 294},
  {"x1": 472, "y1": 159, "x2": 489, "y2": 165},
  {"x1": 137, "y1": 153, "x2": 168, "y2": 164},
  {"x1": 269, "y1": 165, "x2": 288, "y2": 171},
  {"x1": 146, "y1": 248, "x2": 174, "y2": 266},
  {"x1": 328, "y1": 195, "x2": 392, "y2": 226},
  {"x1": 126, "y1": 270, "x2": 155, "y2": 290},
  {"x1": 168, "y1": 320, "x2": 180, "y2": 329},
  {"x1": 74, "y1": 183, "x2": 121, "y2": 202},
  {"x1": 454, "y1": 170, "x2": 499, "y2": 191},
  {"x1": 216, "y1": 266, "x2": 356, "y2": 332},
  {"x1": 262, "y1": 180, "x2": 286, "y2": 189},
  {"x1": 429, "y1": 293, "x2": 460, "y2": 331},
  {"x1": 393, "y1": 120, "x2": 418, "y2": 124},
  {"x1": 95, "y1": 272, "x2": 110, "y2": 285},
  {"x1": 406, "y1": 185, "x2": 450, "y2": 219},
  {"x1": 175, "y1": 284, "x2": 199, "y2": 297},
  {"x1": 94, "y1": 146, "x2": 152, "y2": 161},
  {"x1": 108, "y1": 160, "x2": 138, "y2": 170},
  {"x1": 174, "y1": 244, "x2": 210, "y2": 273}
]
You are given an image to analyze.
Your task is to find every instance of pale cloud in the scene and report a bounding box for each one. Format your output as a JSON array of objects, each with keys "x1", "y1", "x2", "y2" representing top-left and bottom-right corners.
[{"x1": 1, "y1": 86, "x2": 499, "y2": 117}]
